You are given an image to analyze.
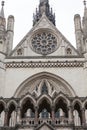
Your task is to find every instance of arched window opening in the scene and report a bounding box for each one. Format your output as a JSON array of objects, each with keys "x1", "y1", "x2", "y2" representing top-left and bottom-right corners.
[
  {"x1": 38, "y1": 99, "x2": 51, "y2": 118},
  {"x1": 73, "y1": 103, "x2": 82, "y2": 126},
  {"x1": 21, "y1": 99, "x2": 35, "y2": 118},
  {"x1": 85, "y1": 104, "x2": 87, "y2": 124},
  {"x1": 66, "y1": 48, "x2": 72, "y2": 55},
  {"x1": 17, "y1": 48, "x2": 23, "y2": 56},
  {"x1": 8, "y1": 104, "x2": 16, "y2": 127},
  {"x1": 55, "y1": 99, "x2": 68, "y2": 118},
  {"x1": 0, "y1": 103, "x2": 5, "y2": 126},
  {"x1": 41, "y1": 82, "x2": 48, "y2": 94}
]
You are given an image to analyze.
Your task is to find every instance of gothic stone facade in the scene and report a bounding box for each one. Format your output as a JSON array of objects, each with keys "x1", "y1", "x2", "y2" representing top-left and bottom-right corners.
[{"x1": 0, "y1": 0, "x2": 87, "y2": 130}]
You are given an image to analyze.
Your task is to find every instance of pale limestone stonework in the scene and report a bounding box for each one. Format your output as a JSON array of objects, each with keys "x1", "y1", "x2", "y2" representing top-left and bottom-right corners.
[{"x1": 0, "y1": 0, "x2": 87, "y2": 130}]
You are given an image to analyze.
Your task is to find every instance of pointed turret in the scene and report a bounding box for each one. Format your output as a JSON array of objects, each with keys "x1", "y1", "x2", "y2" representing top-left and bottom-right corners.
[
  {"x1": 0, "y1": 1, "x2": 5, "y2": 18},
  {"x1": 0, "y1": 1, "x2": 6, "y2": 59},
  {"x1": 82, "y1": 0, "x2": 87, "y2": 58},
  {"x1": 40, "y1": 0, "x2": 48, "y2": 4},
  {"x1": 83, "y1": 0, "x2": 87, "y2": 37},
  {"x1": 6, "y1": 15, "x2": 14, "y2": 55},
  {"x1": 0, "y1": 1, "x2": 6, "y2": 31},
  {"x1": 0, "y1": 1, "x2": 6, "y2": 30},
  {"x1": 74, "y1": 14, "x2": 83, "y2": 55},
  {"x1": 0, "y1": 1, "x2": 6, "y2": 97},
  {"x1": 33, "y1": 0, "x2": 55, "y2": 26}
]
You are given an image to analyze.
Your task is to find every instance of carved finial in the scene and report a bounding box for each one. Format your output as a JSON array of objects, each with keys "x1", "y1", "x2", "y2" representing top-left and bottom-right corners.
[
  {"x1": 83, "y1": 0, "x2": 87, "y2": 8},
  {"x1": 1, "y1": 1, "x2": 4, "y2": 7}
]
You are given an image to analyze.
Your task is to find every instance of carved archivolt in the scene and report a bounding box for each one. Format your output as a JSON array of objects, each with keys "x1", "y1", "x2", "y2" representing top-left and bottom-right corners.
[{"x1": 14, "y1": 72, "x2": 76, "y2": 98}]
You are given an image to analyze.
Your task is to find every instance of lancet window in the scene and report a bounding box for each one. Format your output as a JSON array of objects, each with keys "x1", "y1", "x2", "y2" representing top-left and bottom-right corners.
[{"x1": 41, "y1": 82, "x2": 48, "y2": 94}]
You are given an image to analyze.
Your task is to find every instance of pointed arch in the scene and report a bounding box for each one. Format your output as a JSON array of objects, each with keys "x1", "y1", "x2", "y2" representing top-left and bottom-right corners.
[
  {"x1": 37, "y1": 97, "x2": 52, "y2": 118},
  {"x1": 54, "y1": 93, "x2": 69, "y2": 118},
  {"x1": 20, "y1": 95, "x2": 35, "y2": 118},
  {"x1": 72, "y1": 98, "x2": 82, "y2": 109},
  {"x1": 83, "y1": 98, "x2": 87, "y2": 108},
  {"x1": 0, "y1": 99, "x2": 6, "y2": 109},
  {"x1": 37, "y1": 95, "x2": 52, "y2": 106},
  {"x1": 14, "y1": 72, "x2": 76, "y2": 98},
  {"x1": 54, "y1": 93, "x2": 70, "y2": 106},
  {"x1": 7, "y1": 99, "x2": 18, "y2": 109},
  {"x1": 20, "y1": 93, "x2": 36, "y2": 107}
]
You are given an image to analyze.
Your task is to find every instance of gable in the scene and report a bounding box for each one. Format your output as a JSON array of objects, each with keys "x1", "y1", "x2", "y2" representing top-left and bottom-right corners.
[
  {"x1": 37, "y1": 124, "x2": 52, "y2": 130},
  {"x1": 10, "y1": 13, "x2": 79, "y2": 58},
  {"x1": 35, "y1": 122, "x2": 54, "y2": 130}
]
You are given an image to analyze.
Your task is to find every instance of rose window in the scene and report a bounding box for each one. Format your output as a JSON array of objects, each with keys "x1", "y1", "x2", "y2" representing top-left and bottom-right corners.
[{"x1": 31, "y1": 32, "x2": 57, "y2": 55}]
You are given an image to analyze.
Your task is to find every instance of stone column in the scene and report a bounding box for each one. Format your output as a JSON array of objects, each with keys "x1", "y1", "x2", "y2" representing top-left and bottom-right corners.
[
  {"x1": 68, "y1": 106, "x2": 74, "y2": 125},
  {"x1": 35, "y1": 106, "x2": 38, "y2": 125},
  {"x1": 82, "y1": 108, "x2": 86, "y2": 126},
  {"x1": 52, "y1": 106, "x2": 55, "y2": 123},
  {"x1": 16, "y1": 106, "x2": 21, "y2": 125},
  {"x1": 15, "y1": 108, "x2": 18, "y2": 125},
  {"x1": 4, "y1": 108, "x2": 8, "y2": 126}
]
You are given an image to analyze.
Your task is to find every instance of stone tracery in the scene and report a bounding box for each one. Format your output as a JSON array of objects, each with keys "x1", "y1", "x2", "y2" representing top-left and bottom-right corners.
[
  {"x1": 14, "y1": 73, "x2": 75, "y2": 98},
  {"x1": 31, "y1": 31, "x2": 57, "y2": 55},
  {"x1": 4, "y1": 73, "x2": 87, "y2": 127}
]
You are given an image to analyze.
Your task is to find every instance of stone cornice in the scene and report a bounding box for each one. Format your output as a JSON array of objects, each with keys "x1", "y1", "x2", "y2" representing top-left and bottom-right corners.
[
  {"x1": 6, "y1": 55, "x2": 84, "y2": 59},
  {"x1": 5, "y1": 60, "x2": 84, "y2": 68}
]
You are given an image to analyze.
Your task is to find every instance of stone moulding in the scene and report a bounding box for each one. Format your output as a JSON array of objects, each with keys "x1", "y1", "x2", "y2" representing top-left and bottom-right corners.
[{"x1": 5, "y1": 60, "x2": 84, "y2": 68}]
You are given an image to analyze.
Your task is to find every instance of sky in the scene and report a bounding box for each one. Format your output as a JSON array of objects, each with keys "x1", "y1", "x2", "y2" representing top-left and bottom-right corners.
[{"x1": 1, "y1": 0, "x2": 84, "y2": 48}]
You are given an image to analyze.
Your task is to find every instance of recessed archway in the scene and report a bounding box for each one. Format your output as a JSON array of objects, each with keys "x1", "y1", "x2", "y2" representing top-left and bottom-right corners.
[{"x1": 14, "y1": 72, "x2": 76, "y2": 98}]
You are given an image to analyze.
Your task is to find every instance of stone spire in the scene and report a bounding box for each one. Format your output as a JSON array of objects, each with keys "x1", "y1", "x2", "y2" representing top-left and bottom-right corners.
[
  {"x1": 0, "y1": 1, "x2": 6, "y2": 34},
  {"x1": 33, "y1": 0, "x2": 55, "y2": 26},
  {"x1": 40, "y1": 0, "x2": 48, "y2": 4},
  {"x1": 82, "y1": 1, "x2": 87, "y2": 56},
  {"x1": 83, "y1": 0, "x2": 87, "y2": 37},
  {"x1": 0, "y1": 1, "x2": 5, "y2": 18}
]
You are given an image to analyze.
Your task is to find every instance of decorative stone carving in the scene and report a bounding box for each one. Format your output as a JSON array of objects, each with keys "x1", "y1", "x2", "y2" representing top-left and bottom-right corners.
[
  {"x1": 31, "y1": 31, "x2": 57, "y2": 55},
  {"x1": 6, "y1": 61, "x2": 84, "y2": 68},
  {"x1": 14, "y1": 75, "x2": 75, "y2": 98}
]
